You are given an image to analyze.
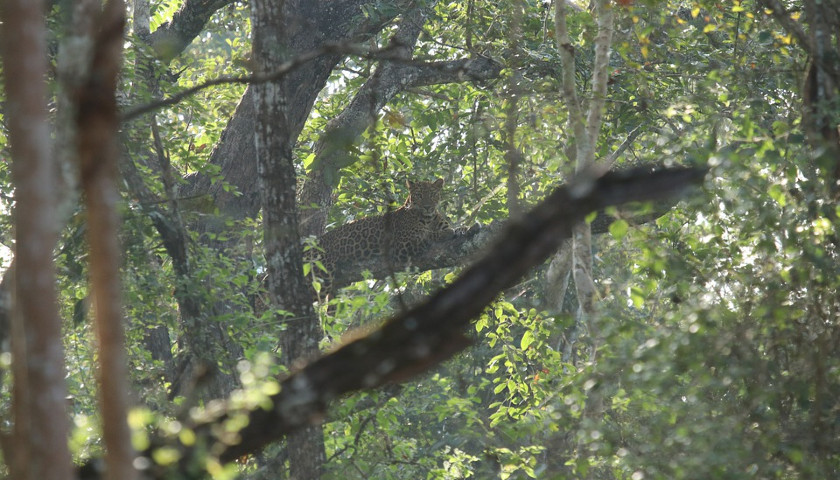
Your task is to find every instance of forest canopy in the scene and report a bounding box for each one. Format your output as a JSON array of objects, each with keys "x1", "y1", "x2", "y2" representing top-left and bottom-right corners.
[{"x1": 0, "y1": 0, "x2": 838, "y2": 479}]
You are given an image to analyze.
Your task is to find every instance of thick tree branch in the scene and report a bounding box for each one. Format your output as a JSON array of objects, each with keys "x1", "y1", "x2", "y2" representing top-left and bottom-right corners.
[
  {"x1": 147, "y1": 0, "x2": 414, "y2": 65},
  {"x1": 759, "y1": 0, "x2": 813, "y2": 56},
  {"x1": 760, "y1": 0, "x2": 840, "y2": 87},
  {"x1": 148, "y1": 0, "x2": 236, "y2": 63}
]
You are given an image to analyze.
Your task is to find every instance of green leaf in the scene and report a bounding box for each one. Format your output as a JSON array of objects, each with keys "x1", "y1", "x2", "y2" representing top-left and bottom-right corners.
[
  {"x1": 768, "y1": 184, "x2": 786, "y2": 206},
  {"x1": 476, "y1": 315, "x2": 488, "y2": 332},
  {"x1": 302, "y1": 152, "x2": 316, "y2": 170},
  {"x1": 520, "y1": 330, "x2": 534, "y2": 350},
  {"x1": 609, "y1": 219, "x2": 629, "y2": 240}
]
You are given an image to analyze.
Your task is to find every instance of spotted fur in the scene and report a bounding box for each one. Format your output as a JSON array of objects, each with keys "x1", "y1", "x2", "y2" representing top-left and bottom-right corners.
[{"x1": 315, "y1": 178, "x2": 455, "y2": 291}]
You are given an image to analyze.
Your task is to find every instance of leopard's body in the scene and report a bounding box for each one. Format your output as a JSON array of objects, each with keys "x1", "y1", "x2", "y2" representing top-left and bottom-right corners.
[{"x1": 315, "y1": 179, "x2": 455, "y2": 291}]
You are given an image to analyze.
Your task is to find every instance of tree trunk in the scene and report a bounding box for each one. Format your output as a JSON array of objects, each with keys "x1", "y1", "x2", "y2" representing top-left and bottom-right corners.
[
  {"x1": 250, "y1": 1, "x2": 327, "y2": 477},
  {"x1": 0, "y1": 1, "x2": 73, "y2": 478},
  {"x1": 75, "y1": 2, "x2": 136, "y2": 478}
]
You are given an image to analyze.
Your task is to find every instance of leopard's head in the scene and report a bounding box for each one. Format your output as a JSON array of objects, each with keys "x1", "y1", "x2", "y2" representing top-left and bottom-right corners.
[{"x1": 405, "y1": 178, "x2": 443, "y2": 213}]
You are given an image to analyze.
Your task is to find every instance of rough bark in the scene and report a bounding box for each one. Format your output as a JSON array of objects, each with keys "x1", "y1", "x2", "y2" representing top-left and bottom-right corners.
[
  {"x1": 0, "y1": 1, "x2": 74, "y2": 478},
  {"x1": 762, "y1": 2, "x2": 840, "y2": 464},
  {"x1": 250, "y1": 1, "x2": 328, "y2": 477}
]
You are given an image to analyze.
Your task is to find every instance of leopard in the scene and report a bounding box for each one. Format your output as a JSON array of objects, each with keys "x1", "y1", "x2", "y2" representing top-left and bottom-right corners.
[{"x1": 312, "y1": 178, "x2": 457, "y2": 294}]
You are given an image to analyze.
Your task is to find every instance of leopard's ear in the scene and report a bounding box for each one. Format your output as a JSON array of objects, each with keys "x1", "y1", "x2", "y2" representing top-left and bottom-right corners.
[{"x1": 433, "y1": 178, "x2": 444, "y2": 187}]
